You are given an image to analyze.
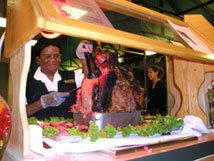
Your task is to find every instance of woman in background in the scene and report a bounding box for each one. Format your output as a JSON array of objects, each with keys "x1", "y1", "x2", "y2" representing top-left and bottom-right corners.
[{"x1": 147, "y1": 65, "x2": 167, "y2": 115}]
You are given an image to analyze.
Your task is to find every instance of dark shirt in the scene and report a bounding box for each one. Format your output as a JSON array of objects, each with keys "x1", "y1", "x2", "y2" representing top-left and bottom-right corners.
[
  {"x1": 26, "y1": 71, "x2": 76, "y2": 120},
  {"x1": 147, "y1": 80, "x2": 167, "y2": 115}
]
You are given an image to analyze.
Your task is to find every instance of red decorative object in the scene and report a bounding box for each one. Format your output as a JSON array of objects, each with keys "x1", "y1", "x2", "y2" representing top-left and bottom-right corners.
[{"x1": 0, "y1": 96, "x2": 12, "y2": 159}]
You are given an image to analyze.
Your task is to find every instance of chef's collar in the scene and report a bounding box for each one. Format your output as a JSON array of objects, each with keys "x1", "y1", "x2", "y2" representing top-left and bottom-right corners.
[{"x1": 34, "y1": 67, "x2": 61, "y2": 91}]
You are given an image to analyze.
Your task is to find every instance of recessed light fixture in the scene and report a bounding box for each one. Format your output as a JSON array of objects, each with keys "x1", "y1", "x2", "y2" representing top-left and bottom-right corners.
[
  {"x1": 145, "y1": 50, "x2": 156, "y2": 56},
  {"x1": 0, "y1": 17, "x2": 6, "y2": 28}
]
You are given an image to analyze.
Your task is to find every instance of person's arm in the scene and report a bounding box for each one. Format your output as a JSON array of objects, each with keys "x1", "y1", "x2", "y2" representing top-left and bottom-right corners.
[{"x1": 26, "y1": 100, "x2": 43, "y2": 116}]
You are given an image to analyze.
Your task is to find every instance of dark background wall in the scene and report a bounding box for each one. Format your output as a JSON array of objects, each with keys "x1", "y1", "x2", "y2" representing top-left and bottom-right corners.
[{"x1": 0, "y1": 62, "x2": 9, "y2": 101}]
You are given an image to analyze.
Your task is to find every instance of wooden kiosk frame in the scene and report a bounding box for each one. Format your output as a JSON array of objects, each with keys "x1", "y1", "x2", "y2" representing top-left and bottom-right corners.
[{"x1": 3, "y1": 0, "x2": 214, "y2": 159}]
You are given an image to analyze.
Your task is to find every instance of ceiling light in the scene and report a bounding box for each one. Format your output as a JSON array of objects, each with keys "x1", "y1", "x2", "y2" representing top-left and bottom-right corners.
[
  {"x1": 40, "y1": 31, "x2": 61, "y2": 39},
  {"x1": 145, "y1": 50, "x2": 156, "y2": 56},
  {"x1": 0, "y1": 17, "x2": 6, "y2": 28},
  {"x1": 207, "y1": 54, "x2": 214, "y2": 60}
]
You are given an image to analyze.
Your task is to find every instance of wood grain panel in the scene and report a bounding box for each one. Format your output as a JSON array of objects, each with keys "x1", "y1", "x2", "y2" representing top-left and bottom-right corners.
[
  {"x1": 7, "y1": 43, "x2": 31, "y2": 158},
  {"x1": 173, "y1": 59, "x2": 208, "y2": 124},
  {"x1": 4, "y1": 0, "x2": 43, "y2": 58}
]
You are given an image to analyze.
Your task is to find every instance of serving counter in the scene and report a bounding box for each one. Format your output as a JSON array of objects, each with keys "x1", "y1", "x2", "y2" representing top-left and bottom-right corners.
[
  {"x1": 2, "y1": 133, "x2": 213, "y2": 161},
  {"x1": 3, "y1": 0, "x2": 214, "y2": 160}
]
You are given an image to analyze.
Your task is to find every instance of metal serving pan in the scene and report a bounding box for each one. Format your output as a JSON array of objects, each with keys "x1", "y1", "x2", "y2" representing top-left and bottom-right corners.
[{"x1": 73, "y1": 111, "x2": 141, "y2": 130}]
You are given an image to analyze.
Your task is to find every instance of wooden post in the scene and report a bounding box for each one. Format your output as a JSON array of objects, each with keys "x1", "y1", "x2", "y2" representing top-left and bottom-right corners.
[{"x1": 5, "y1": 43, "x2": 31, "y2": 159}]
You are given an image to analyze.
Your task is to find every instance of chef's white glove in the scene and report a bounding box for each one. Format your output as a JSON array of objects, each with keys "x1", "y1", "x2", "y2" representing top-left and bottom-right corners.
[
  {"x1": 76, "y1": 40, "x2": 93, "y2": 59},
  {"x1": 40, "y1": 92, "x2": 69, "y2": 109}
]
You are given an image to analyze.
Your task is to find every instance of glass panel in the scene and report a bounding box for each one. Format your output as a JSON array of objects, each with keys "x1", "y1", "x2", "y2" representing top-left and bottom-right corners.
[
  {"x1": 104, "y1": 10, "x2": 179, "y2": 43},
  {"x1": 52, "y1": 0, "x2": 113, "y2": 28},
  {"x1": 51, "y1": 0, "x2": 186, "y2": 46}
]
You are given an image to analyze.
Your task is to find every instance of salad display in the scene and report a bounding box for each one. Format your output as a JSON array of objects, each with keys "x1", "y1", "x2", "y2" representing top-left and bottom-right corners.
[{"x1": 28, "y1": 114, "x2": 184, "y2": 142}]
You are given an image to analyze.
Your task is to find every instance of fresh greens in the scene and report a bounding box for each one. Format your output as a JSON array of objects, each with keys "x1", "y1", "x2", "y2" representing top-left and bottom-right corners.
[
  {"x1": 43, "y1": 126, "x2": 60, "y2": 137},
  {"x1": 28, "y1": 116, "x2": 38, "y2": 125},
  {"x1": 99, "y1": 124, "x2": 117, "y2": 138},
  {"x1": 28, "y1": 115, "x2": 184, "y2": 142},
  {"x1": 67, "y1": 127, "x2": 80, "y2": 136},
  {"x1": 88, "y1": 121, "x2": 100, "y2": 142},
  {"x1": 45, "y1": 117, "x2": 73, "y2": 123},
  {"x1": 118, "y1": 125, "x2": 137, "y2": 137}
]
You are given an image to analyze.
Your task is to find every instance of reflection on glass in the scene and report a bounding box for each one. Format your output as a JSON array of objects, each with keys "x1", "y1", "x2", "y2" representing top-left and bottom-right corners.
[
  {"x1": 51, "y1": 0, "x2": 189, "y2": 49},
  {"x1": 52, "y1": 0, "x2": 113, "y2": 28}
]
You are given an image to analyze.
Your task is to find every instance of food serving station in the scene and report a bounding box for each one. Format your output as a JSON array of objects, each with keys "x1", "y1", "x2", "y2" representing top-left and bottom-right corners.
[{"x1": 2, "y1": 0, "x2": 214, "y2": 160}]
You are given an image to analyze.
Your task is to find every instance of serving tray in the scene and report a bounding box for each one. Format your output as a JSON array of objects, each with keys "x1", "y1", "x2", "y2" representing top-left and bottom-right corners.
[{"x1": 73, "y1": 111, "x2": 141, "y2": 130}]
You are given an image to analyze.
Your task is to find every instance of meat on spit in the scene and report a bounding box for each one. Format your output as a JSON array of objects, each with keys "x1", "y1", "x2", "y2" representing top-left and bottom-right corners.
[{"x1": 71, "y1": 50, "x2": 144, "y2": 116}]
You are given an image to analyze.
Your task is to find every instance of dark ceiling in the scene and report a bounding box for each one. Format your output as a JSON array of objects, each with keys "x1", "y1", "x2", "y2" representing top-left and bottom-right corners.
[{"x1": 132, "y1": 0, "x2": 214, "y2": 25}]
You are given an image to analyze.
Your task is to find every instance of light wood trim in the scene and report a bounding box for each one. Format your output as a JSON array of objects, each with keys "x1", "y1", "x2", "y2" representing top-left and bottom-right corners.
[
  {"x1": 45, "y1": 19, "x2": 212, "y2": 61},
  {"x1": 7, "y1": 43, "x2": 31, "y2": 157},
  {"x1": 4, "y1": 0, "x2": 214, "y2": 64},
  {"x1": 4, "y1": 0, "x2": 44, "y2": 58},
  {"x1": 184, "y1": 15, "x2": 214, "y2": 51},
  {"x1": 38, "y1": 0, "x2": 214, "y2": 64}
]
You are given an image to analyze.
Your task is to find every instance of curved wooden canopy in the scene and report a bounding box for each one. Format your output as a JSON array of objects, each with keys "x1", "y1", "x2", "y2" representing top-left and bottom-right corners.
[{"x1": 4, "y1": 0, "x2": 214, "y2": 64}]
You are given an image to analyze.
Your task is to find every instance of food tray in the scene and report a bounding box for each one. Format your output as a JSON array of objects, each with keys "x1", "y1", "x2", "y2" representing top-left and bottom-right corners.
[{"x1": 73, "y1": 111, "x2": 141, "y2": 130}]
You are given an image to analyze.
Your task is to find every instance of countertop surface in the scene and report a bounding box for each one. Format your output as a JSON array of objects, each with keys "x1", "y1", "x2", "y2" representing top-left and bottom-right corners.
[{"x1": 19, "y1": 132, "x2": 214, "y2": 161}]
